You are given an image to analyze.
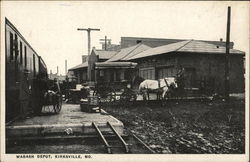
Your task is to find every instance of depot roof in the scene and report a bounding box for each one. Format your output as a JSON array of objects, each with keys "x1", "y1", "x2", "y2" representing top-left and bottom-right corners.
[{"x1": 128, "y1": 40, "x2": 245, "y2": 60}]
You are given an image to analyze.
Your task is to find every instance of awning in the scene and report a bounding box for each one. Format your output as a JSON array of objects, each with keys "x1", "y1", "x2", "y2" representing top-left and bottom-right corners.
[{"x1": 95, "y1": 62, "x2": 137, "y2": 69}]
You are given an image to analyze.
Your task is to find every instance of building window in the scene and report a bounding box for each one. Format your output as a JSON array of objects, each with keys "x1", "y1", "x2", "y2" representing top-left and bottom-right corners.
[
  {"x1": 20, "y1": 41, "x2": 23, "y2": 64},
  {"x1": 157, "y1": 66, "x2": 175, "y2": 78},
  {"x1": 100, "y1": 70, "x2": 104, "y2": 77},
  {"x1": 9, "y1": 32, "x2": 14, "y2": 60},
  {"x1": 116, "y1": 71, "x2": 121, "y2": 81},
  {"x1": 139, "y1": 67, "x2": 155, "y2": 80},
  {"x1": 24, "y1": 46, "x2": 27, "y2": 68}
]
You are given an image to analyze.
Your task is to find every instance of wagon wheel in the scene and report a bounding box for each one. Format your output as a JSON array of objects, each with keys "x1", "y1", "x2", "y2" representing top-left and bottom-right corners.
[
  {"x1": 96, "y1": 87, "x2": 116, "y2": 103},
  {"x1": 121, "y1": 92, "x2": 137, "y2": 102},
  {"x1": 105, "y1": 91, "x2": 116, "y2": 103},
  {"x1": 43, "y1": 104, "x2": 56, "y2": 113},
  {"x1": 42, "y1": 95, "x2": 55, "y2": 113},
  {"x1": 120, "y1": 89, "x2": 137, "y2": 105},
  {"x1": 102, "y1": 89, "x2": 116, "y2": 103},
  {"x1": 53, "y1": 94, "x2": 62, "y2": 114}
]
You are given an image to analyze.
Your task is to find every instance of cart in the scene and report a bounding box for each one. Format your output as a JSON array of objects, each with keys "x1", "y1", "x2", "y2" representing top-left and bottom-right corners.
[
  {"x1": 42, "y1": 91, "x2": 62, "y2": 114},
  {"x1": 42, "y1": 79, "x2": 62, "y2": 114},
  {"x1": 94, "y1": 80, "x2": 137, "y2": 104},
  {"x1": 94, "y1": 81, "x2": 116, "y2": 103}
]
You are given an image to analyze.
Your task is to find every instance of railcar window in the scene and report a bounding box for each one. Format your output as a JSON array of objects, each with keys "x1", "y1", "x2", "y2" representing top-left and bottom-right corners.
[
  {"x1": 24, "y1": 46, "x2": 27, "y2": 68},
  {"x1": 9, "y1": 32, "x2": 13, "y2": 60},
  {"x1": 14, "y1": 34, "x2": 18, "y2": 61},
  {"x1": 38, "y1": 56, "x2": 41, "y2": 73},
  {"x1": 20, "y1": 41, "x2": 23, "y2": 65},
  {"x1": 33, "y1": 54, "x2": 36, "y2": 76}
]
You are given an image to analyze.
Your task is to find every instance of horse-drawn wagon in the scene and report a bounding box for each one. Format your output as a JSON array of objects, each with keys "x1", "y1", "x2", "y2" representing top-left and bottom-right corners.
[{"x1": 93, "y1": 80, "x2": 137, "y2": 104}]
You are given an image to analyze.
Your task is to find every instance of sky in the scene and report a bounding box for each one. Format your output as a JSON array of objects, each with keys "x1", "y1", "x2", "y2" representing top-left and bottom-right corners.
[{"x1": 1, "y1": 1, "x2": 249, "y2": 75}]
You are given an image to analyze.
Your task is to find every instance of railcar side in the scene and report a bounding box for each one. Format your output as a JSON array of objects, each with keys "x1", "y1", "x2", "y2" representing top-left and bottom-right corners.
[{"x1": 5, "y1": 18, "x2": 47, "y2": 122}]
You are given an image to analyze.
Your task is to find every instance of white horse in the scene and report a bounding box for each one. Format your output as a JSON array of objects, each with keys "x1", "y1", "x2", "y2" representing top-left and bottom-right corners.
[{"x1": 139, "y1": 77, "x2": 178, "y2": 100}]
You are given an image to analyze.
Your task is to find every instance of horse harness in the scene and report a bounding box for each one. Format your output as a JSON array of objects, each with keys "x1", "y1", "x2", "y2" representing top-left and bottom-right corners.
[{"x1": 157, "y1": 78, "x2": 170, "y2": 89}]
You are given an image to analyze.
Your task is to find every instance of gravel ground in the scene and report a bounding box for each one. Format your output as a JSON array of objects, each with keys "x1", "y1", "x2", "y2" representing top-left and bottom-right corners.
[{"x1": 101, "y1": 98, "x2": 245, "y2": 154}]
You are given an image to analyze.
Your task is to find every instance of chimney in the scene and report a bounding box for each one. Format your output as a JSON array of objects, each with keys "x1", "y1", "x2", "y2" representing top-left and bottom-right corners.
[
  {"x1": 136, "y1": 40, "x2": 142, "y2": 44},
  {"x1": 57, "y1": 66, "x2": 59, "y2": 75},
  {"x1": 220, "y1": 38, "x2": 223, "y2": 42},
  {"x1": 82, "y1": 55, "x2": 88, "y2": 63},
  {"x1": 50, "y1": 70, "x2": 52, "y2": 74}
]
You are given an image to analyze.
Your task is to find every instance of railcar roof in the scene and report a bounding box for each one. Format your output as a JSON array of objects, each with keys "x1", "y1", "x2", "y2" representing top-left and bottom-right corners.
[{"x1": 5, "y1": 18, "x2": 47, "y2": 68}]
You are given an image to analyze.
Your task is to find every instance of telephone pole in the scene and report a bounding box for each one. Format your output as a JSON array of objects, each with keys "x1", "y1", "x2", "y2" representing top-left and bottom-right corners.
[
  {"x1": 225, "y1": 6, "x2": 231, "y2": 102},
  {"x1": 77, "y1": 28, "x2": 100, "y2": 55},
  {"x1": 100, "y1": 36, "x2": 111, "y2": 50},
  {"x1": 65, "y1": 60, "x2": 67, "y2": 75}
]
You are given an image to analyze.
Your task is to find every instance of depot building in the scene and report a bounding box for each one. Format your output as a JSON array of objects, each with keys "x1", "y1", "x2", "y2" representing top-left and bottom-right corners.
[{"x1": 69, "y1": 37, "x2": 245, "y2": 94}]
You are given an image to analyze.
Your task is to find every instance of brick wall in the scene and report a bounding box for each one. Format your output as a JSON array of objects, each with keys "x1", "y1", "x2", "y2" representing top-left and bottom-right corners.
[{"x1": 121, "y1": 37, "x2": 234, "y2": 49}]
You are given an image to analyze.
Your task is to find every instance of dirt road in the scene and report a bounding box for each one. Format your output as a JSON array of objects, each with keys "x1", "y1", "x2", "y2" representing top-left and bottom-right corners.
[{"x1": 102, "y1": 98, "x2": 245, "y2": 154}]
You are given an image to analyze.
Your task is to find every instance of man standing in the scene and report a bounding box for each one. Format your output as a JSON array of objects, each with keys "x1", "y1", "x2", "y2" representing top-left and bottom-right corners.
[
  {"x1": 50, "y1": 78, "x2": 60, "y2": 94},
  {"x1": 176, "y1": 67, "x2": 185, "y2": 98},
  {"x1": 33, "y1": 73, "x2": 48, "y2": 116},
  {"x1": 49, "y1": 78, "x2": 61, "y2": 112},
  {"x1": 19, "y1": 69, "x2": 31, "y2": 119}
]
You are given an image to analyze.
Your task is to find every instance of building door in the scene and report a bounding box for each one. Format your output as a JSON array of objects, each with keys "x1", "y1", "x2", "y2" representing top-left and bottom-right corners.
[
  {"x1": 110, "y1": 70, "x2": 114, "y2": 82},
  {"x1": 184, "y1": 67, "x2": 196, "y2": 88},
  {"x1": 91, "y1": 69, "x2": 95, "y2": 81}
]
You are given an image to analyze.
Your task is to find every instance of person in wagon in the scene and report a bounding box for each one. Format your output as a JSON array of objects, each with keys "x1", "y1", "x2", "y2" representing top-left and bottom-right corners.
[
  {"x1": 47, "y1": 78, "x2": 61, "y2": 107},
  {"x1": 33, "y1": 72, "x2": 48, "y2": 116},
  {"x1": 176, "y1": 67, "x2": 185, "y2": 96},
  {"x1": 50, "y1": 78, "x2": 60, "y2": 94}
]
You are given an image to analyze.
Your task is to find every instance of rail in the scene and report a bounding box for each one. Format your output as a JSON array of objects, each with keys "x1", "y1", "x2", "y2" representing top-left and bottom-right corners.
[
  {"x1": 92, "y1": 122, "x2": 130, "y2": 153},
  {"x1": 107, "y1": 122, "x2": 130, "y2": 153},
  {"x1": 92, "y1": 122, "x2": 112, "y2": 153}
]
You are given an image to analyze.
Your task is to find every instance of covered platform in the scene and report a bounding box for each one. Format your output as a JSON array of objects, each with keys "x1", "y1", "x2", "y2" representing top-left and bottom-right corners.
[
  {"x1": 6, "y1": 104, "x2": 124, "y2": 138},
  {"x1": 95, "y1": 61, "x2": 137, "y2": 69}
]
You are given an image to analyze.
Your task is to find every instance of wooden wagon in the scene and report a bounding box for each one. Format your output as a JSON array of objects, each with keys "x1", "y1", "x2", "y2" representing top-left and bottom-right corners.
[
  {"x1": 93, "y1": 80, "x2": 137, "y2": 104},
  {"x1": 94, "y1": 62, "x2": 138, "y2": 104}
]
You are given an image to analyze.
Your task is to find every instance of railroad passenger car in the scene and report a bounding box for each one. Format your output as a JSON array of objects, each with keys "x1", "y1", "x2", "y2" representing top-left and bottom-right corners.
[{"x1": 5, "y1": 18, "x2": 47, "y2": 122}]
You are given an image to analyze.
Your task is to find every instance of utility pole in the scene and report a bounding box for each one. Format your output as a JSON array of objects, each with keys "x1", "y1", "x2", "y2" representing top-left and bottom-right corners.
[
  {"x1": 100, "y1": 36, "x2": 111, "y2": 50},
  {"x1": 77, "y1": 28, "x2": 100, "y2": 55},
  {"x1": 225, "y1": 6, "x2": 231, "y2": 102},
  {"x1": 57, "y1": 66, "x2": 59, "y2": 75},
  {"x1": 65, "y1": 60, "x2": 67, "y2": 75}
]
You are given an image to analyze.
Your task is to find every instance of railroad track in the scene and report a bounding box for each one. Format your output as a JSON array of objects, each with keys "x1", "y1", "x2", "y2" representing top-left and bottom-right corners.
[
  {"x1": 6, "y1": 124, "x2": 154, "y2": 154},
  {"x1": 91, "y1": 122, "x2": 155, "y2": 154},
  {"x1": 92, "y1": 122, "x2": 130, "y2": 153}
]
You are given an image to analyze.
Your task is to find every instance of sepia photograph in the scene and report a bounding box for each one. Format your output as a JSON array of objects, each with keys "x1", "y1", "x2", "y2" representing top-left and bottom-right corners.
[{"x1": 0, "y1": 1, "x2": 249, "y2": 162}]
